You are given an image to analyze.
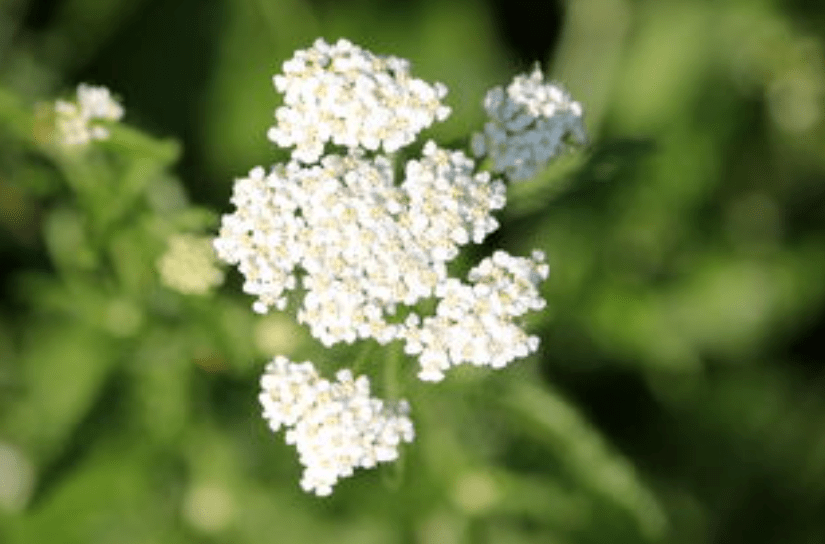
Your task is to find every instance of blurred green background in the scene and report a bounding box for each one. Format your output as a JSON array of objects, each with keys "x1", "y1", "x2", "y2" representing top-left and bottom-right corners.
[{"x1": 1, "y1": 0, "x2": 825, "y2": 542}]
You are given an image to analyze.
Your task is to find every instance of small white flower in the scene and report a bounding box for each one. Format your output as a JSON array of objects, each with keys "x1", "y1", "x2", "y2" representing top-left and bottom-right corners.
[
  {"x1": 472, "y1": 66, "x2": 587, "y2": 182},
  {"x1": 267, "y1": 38, "x2": 451, "y2": 163},
  {"x1": 54, "y1": 83, "x2": 124, "y2": 147},
  {"x1": 259, "y1": 356, "x2": 414, "y2": 496},
  {"x1": 76, "y1": 83, "x2": 124, "y2": 121}
]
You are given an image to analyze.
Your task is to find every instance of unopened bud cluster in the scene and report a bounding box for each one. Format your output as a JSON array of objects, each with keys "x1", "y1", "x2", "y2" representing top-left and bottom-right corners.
[
  {"x1": 471, "y1": 66, "x2": 587, "y2": 181},
  {"x1": 157, "y1": 234, "x2": 225, "y2": 295}
]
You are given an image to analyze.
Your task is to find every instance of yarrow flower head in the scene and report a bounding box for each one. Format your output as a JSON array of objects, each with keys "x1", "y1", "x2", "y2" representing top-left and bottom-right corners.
[
  {"x1": 54, "y1": 83, "x2": 124, "y2": 147},
  {"x1": 471, "y1": 65, "x2": 587, "y2": 182},
  {"x1": 213, "y1": 141, "x2": 506, "y2": 348},
  {"x1": 267, "y1": 38, "x2": 451, "y2": 163},
  {"x1": 214, "y1": 38, "x2": 585, "y2": 495},
  {"x1": 259, "y1": 356, "x2": 414, "y2": 496}
]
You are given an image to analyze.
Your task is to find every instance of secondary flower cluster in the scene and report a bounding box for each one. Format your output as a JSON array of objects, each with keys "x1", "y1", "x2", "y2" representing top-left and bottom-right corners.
[
  {"x1": 471, "y1": 66, "x2": 587, "y2": 181},
  {"x1": 401, "y1": 250, "x2": 549, "y2": 381},
  {"x1": 54, "y1": 83, "x2": 124, "y2": 147},
  {"x1": 213, "y1": 38, "x2": 584, "y2": 495},
  {"x1": 259, "y1": 356, "x2": 414, "y2": 496},
  {"x1": 268, "y1": 38, "x2": 451, "y2": 163}
]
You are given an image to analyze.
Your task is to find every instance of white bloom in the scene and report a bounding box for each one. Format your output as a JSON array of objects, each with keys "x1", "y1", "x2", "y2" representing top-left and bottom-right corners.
[
  {"x1": 214, "y1": 143, "x2": 504, "y2": 347},
  {"x1": 157, "y1": 233, "x2": 224, "y2": 295},
  {"x1": 258, "y1": 356, "x2": 414, "y2": 496},
  {"x1": 76, "y1": 84, "x2": 124, "y2": 120},
  {"x1": 55, "y1": 83, "x2": 124, "y2": 146},
  {"x1": 218, "y1": 40, "x2": 556, "y2": 387},
  {"x1": 267, "y1": 38, "x2": 451, "y2": 163},
  {"x1": 472, "y1": 66, "x2": 587, "y2": 182},
  {"x1": 400, "y1": 250, "x2": 549, "y2": 381},
  {"x1": 403, "y1": 141, "x2": 506, "y2": 251}
]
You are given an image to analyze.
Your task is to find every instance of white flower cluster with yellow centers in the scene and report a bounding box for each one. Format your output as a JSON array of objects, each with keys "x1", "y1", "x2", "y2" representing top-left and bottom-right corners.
[
  {"x1": 214, "y1": 39, "x2": 582, "y2": 496},
  {"x1": 214, "y1": 39, "x2": 557, "y2": 377},
  {"x1": 268, "y1": 38, "x2": 451, "y2": 163},
  {"x1": 259, "y1": 356, "x2": 414, "y2": 496},
  {"x1": 54, "y1": 83, "x2": 124, "y2": 146},
  {"x1": 400, "y1": 250, "x2": 549, "y2": 381},
  {"x1": 471, "y1": 66, "x2": 587, "y2": 182},
  {"x1": 157, "y1": 233, "x2": 225, "y2": 295},
  {"x1": 213, "y1": 142, "x2": 506, "y2": 348}
]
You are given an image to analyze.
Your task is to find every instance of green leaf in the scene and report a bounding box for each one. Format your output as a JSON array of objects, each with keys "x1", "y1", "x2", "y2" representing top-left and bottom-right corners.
[
  {"x1": 4, "y1": 444, "x2": 176, "y2": 544},
  {"x1": 497, "y1": 379, "x2": 667, "y2": 542},
  {"x1": 0, "y1": 324, "x2": 118, "y2": 464}
]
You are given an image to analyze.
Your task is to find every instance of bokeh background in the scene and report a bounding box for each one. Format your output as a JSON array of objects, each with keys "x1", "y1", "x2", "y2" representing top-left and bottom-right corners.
[{"x1": 2, "y1": 0, "x2": 825, "y2": 542}]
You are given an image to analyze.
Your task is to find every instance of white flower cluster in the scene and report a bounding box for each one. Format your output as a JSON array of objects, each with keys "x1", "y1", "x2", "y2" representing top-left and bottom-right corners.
[
  {"x1": 400, "y1": 250, "x2": 549, "y2": 381},
  {"x1": 215, "y1": 39, "x2": 579, "y2": 496},
  {"x1": 268, "y1": 38, "x2": 451, "y2": 163},
  {"x1": 54, "y1": 83, "x2": 124, "y2": 146},
  {"x1": 259, "y1": 356, "x2": 414, "y2": 496},
  {"x1": 471, "y1": 66, "x2": 587, "y2": 182},
  {"x1": 214, "y1": 38, "x2": 558, "y2": 381},
  {"x1": 213, "y1": 141, "x2": 506, "y2": 350}
]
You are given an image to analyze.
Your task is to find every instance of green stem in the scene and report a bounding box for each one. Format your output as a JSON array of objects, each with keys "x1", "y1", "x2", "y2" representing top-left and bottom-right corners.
[
  {"x1": 381, "y1": 341, "x2": 406, "y2": 491},
  {"x1": 350, "y1": 341, "x2": 375, "y2": 376},
  {"x1": 383, "y1": 341, "x2": 401, "y2": 401}
]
